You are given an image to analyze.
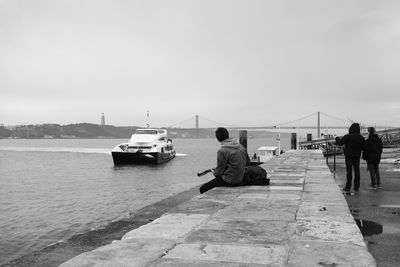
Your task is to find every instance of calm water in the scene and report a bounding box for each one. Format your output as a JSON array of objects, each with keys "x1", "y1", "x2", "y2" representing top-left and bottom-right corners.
[{"x1": 0, "y1": 137, "x2": 289, "y2": 264}]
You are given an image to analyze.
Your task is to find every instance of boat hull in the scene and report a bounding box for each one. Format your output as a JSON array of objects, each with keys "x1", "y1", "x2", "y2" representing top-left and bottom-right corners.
[{"x1": 112, "y1": 151, "x2": 176, "y2": 165}]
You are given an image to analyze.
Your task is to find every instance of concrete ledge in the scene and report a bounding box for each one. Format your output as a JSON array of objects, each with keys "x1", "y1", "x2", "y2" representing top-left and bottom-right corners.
[{"x1": 60, "y1": 150, "x2": 376, "y2": 267}]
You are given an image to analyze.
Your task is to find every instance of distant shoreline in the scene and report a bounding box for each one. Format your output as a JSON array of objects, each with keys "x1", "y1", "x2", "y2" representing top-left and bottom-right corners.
[{"x1": 0, "y1": 123, "x2": 279, "y2": 139}]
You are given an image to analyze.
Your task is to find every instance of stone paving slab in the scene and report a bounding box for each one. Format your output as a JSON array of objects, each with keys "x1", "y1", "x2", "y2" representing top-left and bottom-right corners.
[
  {"x1": 269, "y1": 185, "x2": 304, "y2": 191},
  {"x1": 186, "y1": 218, "x2": 296, "y2": 245},
  {"x1": 152, "y1": 258, "x2": 268, "y2": 267},
  {"x1": 59, "y1": 150, "x2": 376, "y2": 267},
  {"x1": 269, "y1": 192, "x2": 301, "y2": 201},
  {"x1": 271, "y1": 178, "x2": 305, "y2": 185},
  {"x1": 59, "y1": 238, "x2": 176, "y2": 267},
  {"x1": 163, "y1": 243, "x2": 289, "y2": 266},
  {"x1": 168, "y1": 198, "x2": 227, "y2": 214},
  {"x1": 302, "y1": 190, "x2": 347, "y2": 204},
  {"x1": 287, "y1": 241, "x2": 376, "y2": 267},
  {"x1": 295, "y1": 219, "x2": 366, "y2": 246},
  {"x1": 297, "y1": 202, "x2": 354, "y2": 223},
  {"x1": 122, "y1": 213, "x2": 209, "y2": 241}
]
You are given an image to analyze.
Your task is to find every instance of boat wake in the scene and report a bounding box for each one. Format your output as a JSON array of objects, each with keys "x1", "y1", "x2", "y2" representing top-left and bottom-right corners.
[
  {"x1": 0, "y1": 146, "x2": 111, "y2": 154},
  {"x1": 0, "y1": 147, "x2": 190, "y2": 156}
]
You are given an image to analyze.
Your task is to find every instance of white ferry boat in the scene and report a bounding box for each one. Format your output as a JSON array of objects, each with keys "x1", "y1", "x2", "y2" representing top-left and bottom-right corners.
[{"x1": 111, "y1": 128, "x2": 176, "y2": 165}]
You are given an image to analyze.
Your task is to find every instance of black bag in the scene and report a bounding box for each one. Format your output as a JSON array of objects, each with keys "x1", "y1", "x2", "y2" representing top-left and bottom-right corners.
[{"x1": 243, "y1": 165, "x2": 270, "y2": 185}]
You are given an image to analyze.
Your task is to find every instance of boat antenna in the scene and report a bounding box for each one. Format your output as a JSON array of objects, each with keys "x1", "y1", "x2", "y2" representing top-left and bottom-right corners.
[{"x1": 146, "y1": 111, "x2": 150, "y2": 128}]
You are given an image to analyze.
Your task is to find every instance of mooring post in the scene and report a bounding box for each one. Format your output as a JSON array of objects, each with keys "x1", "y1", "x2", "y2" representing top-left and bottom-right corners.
[
  {"x1": 239, "y1": 130, "x2": 247, "y2": 152},
  {"x1": 334, "y1": 152, "x2": 336, "y2": 172},
  {"x1": 307, "y1": 133, "x2": 312, "y2": 149},
  {"x1": 291, "y1": 133, "x2": 297, "y2": 149}
]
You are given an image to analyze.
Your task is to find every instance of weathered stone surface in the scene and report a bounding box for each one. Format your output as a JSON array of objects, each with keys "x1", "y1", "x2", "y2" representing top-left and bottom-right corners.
[
  {"x1": 237, "y1": 192, "x2": 268, "y2": 200},
  {"x1": 302, "y1": 190, "x2": 346, "y2": 204},
  {"x1": 152, "y1": 258, "x2": 267, "y2": 267},
  {"x1": 240, "y1": 186, "x2": 270, "y2": 193},
  {"x1": 59, "y1": 150, "x2": 376, "y2": 267},
  {"x1": 197, "y1": 187, "x2": 242, "y2": 202},
  {"x1": 288, "y1": 173, "x2": 306, "y2": 176},
  {"x1": 297, "y1": 202, "x2": 354, "y2": 223},
  {"x1": 186, "y1": 218, "x2": 296, "y2": 245},
  {"x1": 122, "y1": 213, "x2": 209, "y2": 241},
  {"x1": 295, "y1": 219, "x2": 366, "y2": 246},
  {"x1": 287, "y1": 241, "x2": 376, "y2": 267},
  {"x1": 269, "y1": 193, "x2": 301, "y2": 201},
  {"x1": 271, "y1": 178, "x2": 305, "y2": 185},
  {"x1": 304, "y1": 183, "x2": 342, "y2": 193},
  {"x1": 305, "y1": 176, "x2": 336, "y2": 184},
  {"x1": 269, "y1": 185, "x2": 303, "y2": 191},
  {"x1": 163, "y1": 243, "x2": 289, "y2": 265},
  {"x1": 59, "y1": 238, "x2": 175, "y2": 267},
  {"x1": 168, "y1": 199, "x2": 227, "y2": 214},
  {"x1": 214, "y1": 199, "x2": 297, "y2": 221}
]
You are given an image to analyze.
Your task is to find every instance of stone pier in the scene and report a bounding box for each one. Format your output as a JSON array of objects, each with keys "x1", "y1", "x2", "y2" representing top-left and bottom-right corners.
[{"x1": 60, "y1": 150, "x2": 376, "y2": 266}]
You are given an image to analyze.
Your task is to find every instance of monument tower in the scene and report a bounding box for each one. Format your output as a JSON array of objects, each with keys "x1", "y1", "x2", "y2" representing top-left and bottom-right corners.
[{"x1": 101, "y1": 113, "x2": 105, "y2": 126}]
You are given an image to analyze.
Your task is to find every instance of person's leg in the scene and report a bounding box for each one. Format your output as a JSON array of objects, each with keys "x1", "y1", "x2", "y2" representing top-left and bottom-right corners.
[
  {"x1": 353, "y1": 157, "x2": 361, "y2": 190},
  {"x1": 199, "y1": 176, "x2": 227, "y2": 194},
  {"x1": 367, "y1": 163, "x2": 377, "y2": 189},
  {"x1": 344, "y1": 157, "x2": 352, "y2": 190},
  {"x1": 375, "y1": 164, "x2": 381, "y2": 188}
]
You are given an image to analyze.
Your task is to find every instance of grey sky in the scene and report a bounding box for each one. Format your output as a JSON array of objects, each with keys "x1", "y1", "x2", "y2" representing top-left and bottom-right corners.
[{"x1": 1, "y1": 0, "x2": 399, "y2": 128}]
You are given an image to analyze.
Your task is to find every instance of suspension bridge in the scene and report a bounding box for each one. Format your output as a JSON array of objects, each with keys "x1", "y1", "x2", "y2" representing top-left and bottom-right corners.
[
  {"x1": 167, "y1": 111, "x2": 400, "y2": 154},
  {"x1": 168, "y1": 112, "x2": 352, "y2": 130}
]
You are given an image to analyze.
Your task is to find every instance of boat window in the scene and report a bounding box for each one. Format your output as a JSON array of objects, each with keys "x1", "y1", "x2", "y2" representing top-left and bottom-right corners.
[
  {"x1": 158, "y1": 130, "x2": 166, "y2": 134},
  {"x1": 136, "y1": 130, "x2": 157, "y2": 134}
]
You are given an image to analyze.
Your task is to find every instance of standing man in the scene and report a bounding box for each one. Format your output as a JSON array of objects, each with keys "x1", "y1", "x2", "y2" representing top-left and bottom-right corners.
[
  {"x1": 199, "y1": 127, "x2": 248, "y2": 194},
  {"x1": 336, "y1": 123, "x2": 366, "y2": 192},
  {"x1": 362, "y1": 127, "x2": 383, "y2": 189}
]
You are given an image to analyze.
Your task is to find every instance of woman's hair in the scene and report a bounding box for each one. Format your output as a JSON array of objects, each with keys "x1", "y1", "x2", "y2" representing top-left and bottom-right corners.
[
  {"x1": 368, "y1": 127, "x2": 375, "y2": 134},
  {"x1": 215, "y1": 127, "x2": 229, "y2": 142}
]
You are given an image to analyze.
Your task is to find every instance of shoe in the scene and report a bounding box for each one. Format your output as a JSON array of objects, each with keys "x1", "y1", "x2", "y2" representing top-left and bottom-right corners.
[
  {"x1": 377, "y1": 185, "x2": 382, "y2": 189},
  {"x1": 367, "y1": 187, "x2": 377, "y2": 190},
  {"x1": 342, "y1": 187, "x2": 351, "y2": 192},
  {"x1": 354, "y1": 188, "x2": 359, "y2": 192}
]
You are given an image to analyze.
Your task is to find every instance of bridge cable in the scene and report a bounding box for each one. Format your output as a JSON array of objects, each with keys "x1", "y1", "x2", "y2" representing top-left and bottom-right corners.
[
  {"x1": 167, "y1": 116, "x2": 196, "y2": 128},
  {"x1": 319, "y1": 112, "x2": 349, "y2": 123},
  {"x1": 198, "y1": 116, "x2": 240, "y2": 128},
  {"x1": 271, "y1": 112, "x2": 318, "y2": 127}
]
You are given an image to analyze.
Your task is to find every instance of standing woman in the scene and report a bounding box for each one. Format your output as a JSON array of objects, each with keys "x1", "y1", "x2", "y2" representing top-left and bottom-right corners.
[{"x1": 362, "y1": 127, "x2": 383, "y2": 189}]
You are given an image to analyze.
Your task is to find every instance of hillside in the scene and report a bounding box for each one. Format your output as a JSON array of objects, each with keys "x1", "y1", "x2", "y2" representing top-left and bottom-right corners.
[{"x1": 0, "y1": 124, "x2": 277, "y2": 139}]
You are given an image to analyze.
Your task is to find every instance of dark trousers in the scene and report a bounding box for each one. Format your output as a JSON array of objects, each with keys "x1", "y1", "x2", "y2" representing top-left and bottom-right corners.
[
  {"x1": 200, "y1": 176, "x2": 242, "y2": 194},
  {"x1": 367, "y1": 163, "x2": 381, "y2": 186},
  {"x1": 345, "y1": 156, "x2": 361, "y2": 190}
]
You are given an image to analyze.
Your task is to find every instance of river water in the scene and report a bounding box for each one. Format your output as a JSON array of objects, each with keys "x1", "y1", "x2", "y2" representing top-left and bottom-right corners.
[{"x1": 0, "y1": 137, "x2": 289, "y2": 264}]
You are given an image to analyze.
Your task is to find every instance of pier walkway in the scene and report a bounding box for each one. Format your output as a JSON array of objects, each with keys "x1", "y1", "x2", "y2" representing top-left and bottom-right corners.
[{"x1": 60, "y1": 150, "x2": 375, "y2": 267}]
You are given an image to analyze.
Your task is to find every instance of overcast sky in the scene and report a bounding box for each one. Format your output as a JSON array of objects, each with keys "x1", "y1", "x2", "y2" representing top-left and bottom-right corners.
[{"x1": 1, "y1": 0, "x2": 399, "y2": 128}]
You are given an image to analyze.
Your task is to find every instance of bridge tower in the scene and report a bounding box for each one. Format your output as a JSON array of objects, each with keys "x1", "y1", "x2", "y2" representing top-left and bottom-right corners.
[
  {"x1": 101, "y1": 113, "x2": 105, "y2": 126},
  {"x1": 195, "y1": 115, "x2": 199, "y2": 138}
]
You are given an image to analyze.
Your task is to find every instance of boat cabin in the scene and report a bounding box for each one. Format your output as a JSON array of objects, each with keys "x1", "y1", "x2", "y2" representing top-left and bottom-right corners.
[
  {"x1": 129, "y1": 129, "x2": 168, "y2": 144},
  {"x1": 257, "y1": 146, "x2": 278, "y2": 162}
]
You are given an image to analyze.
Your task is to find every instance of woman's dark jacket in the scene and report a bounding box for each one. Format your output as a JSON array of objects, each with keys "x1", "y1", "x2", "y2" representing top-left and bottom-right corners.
[
  {"x1": 362, "y1": 134, "x2": 383, "y2": 164},
  {"x1": 335, "y1": 124, "x2": 365, "y2": 158}
]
